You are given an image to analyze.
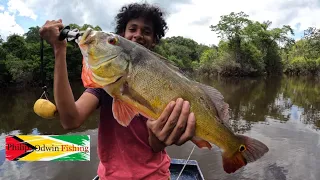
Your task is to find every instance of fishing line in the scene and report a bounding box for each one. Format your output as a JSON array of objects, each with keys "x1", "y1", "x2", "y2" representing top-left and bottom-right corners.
[
  {"x1": 176, "y1": 144, "x2": 196, "y2": 180},
  {"x1": 39, "y1": 38, "x2": 48, "y2": 97},
  {"x1": 39, "y1": 90, "x2": 49, "y2": 100},
  {"x1": 40, "y1": 38, "x2": 44, "y2": 87}
]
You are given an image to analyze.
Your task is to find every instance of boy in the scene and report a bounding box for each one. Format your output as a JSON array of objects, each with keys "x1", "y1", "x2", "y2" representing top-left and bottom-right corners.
[{"x1": 39, "y1": 3, "x2": 195, "y2": 180}]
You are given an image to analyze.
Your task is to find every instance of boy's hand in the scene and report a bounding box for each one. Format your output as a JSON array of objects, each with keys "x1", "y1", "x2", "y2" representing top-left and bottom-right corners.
[
  {"x1": 147, "y1": 98, "x2": 196, "y2": 152},
  {"x1": 39, "y1": 19, "x2": 66, "y2": 51}
]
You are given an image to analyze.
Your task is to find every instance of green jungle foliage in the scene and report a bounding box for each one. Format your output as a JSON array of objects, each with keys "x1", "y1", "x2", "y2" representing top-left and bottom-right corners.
[{"x1": 0, "y1": 12, "x2": 319, "y2": 87}]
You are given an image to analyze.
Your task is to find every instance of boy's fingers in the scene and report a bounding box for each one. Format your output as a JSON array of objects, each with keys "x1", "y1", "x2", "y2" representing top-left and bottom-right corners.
[
  {"x1": 164, "y1": 101, "x2": 190, "y2": 146},
  {"x1": 175, "y1": 112, "x2": 196, "y2": 146},
  {"x1": 159, "y1": 98, "x2": 184, "y2": 141}
]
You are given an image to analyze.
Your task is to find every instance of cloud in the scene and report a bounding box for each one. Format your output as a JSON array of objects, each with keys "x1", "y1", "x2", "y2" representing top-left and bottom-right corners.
[
  {"x1": 278, "y1": 0, "x2": 319, "y2": 10},
  {"x1": 0, "y1": 11, "x2": 25, "y2": 40},
  {"x1": 189, "y1": 16, "x2": 212, "y2": 26},
  {"x1": 2, "y1": 0, "x2": 320, "y2": 45},
  {"x1": 0, "y1": 0, "x2": 37, "y2": 40},
  {"x1": 7, "y1": 0, "x2": 37, "y2": 20},
  {"x1": 21, "y1": 0, "x2": 193, "y2": 34},
  {"x1": 149, "y1": 0, "x2": 192, "y2": 13},
  {"x1": 164, "y1": 0, "x2": 320, "y2": 45}
]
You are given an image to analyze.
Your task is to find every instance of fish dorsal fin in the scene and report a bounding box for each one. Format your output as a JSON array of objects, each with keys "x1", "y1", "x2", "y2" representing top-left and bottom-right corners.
[
  {"x1": 148, "y1": 49, "x2": 181, "y2": 72},
  {"x1": 147, "y1": 50, "x2": 193, "y2": 82},
  {"x1": 195, "y1": 82, "x2": 231, "y2": 129},
  {"x1": 134, "y1": 43, "x2": 189, "y2": 80}
]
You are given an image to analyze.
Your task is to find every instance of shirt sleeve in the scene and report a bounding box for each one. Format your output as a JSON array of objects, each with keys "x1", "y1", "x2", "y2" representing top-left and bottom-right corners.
[
  {"x1": 84, "y1": 88, "x2": 113, "y2": 109},
  {"x1": 84, "y1": 88, "x2": 104, "y2": 108}
]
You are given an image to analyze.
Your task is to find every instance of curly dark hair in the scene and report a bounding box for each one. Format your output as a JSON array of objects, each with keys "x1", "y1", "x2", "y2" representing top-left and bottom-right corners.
[{"x1": 114, "y1": 3, "x2": 168, "y2": 44}]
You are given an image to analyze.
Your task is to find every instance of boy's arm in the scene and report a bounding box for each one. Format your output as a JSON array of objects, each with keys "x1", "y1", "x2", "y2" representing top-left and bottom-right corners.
[
  {"x1": 40, "y1": 19, "x2": 99, "y2": 130},
  {"x1": 53, "y1": 46, "x2": 99, "y2": 129}
]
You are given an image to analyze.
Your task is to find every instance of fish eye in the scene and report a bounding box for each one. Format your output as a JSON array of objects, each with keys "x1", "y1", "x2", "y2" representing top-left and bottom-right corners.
[
  {"x1": 239, "y1": 145, "x2": 246, "y2": 152},
  {"x1": 107, "y1": 36, "x2": 118, "y2": 45}
]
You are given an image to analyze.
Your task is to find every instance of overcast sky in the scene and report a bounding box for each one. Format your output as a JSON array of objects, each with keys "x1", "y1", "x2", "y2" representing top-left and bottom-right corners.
[{"x1": 1, "y1": 0, "x2": 320, "y2": 46}]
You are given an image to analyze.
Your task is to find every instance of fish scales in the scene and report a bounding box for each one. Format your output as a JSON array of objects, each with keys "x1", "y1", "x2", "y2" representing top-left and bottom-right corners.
[
  {"x1": 127, "y1": 45, "x2": 239, "y2": 151},
  {"x1": 77, "y1": 29, "x2": 269, "y2": 174}
]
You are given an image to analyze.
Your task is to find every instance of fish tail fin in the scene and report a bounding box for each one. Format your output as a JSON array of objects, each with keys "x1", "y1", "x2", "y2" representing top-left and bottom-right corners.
[{"x1": 222, "y1": 134, "x2": 269, "y2": 174}]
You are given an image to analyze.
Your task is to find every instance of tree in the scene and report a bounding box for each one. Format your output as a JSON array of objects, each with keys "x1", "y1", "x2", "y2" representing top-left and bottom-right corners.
[
  {"x1": 2, "y1": 34, "x2": 28, "y2": 60},
  {"x1": 154, "y1": 36, "x2": 209, "y2": 71},
  {"x1": 24, "y1": 26, "x2": 41, "y2": 43},
  {"x1": 302, "y1": 27, "x2": 320, "y2": 59},
  {"x1": 210, "y1": 11, "x2": 251, "y2": 66}
]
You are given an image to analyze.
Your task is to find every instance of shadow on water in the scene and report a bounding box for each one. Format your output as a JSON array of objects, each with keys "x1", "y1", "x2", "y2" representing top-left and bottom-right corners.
[{"x1": 0, "y1": 75, "x2": 320, "y2": 180}]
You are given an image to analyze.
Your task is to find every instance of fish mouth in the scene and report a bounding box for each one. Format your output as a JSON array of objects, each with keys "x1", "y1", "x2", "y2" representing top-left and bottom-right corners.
[
  {"x1": 89, "y1": 54, "x2": 118, "y2": 70},
  {"x1": 79, "y1": 28, "x2": 94, "y2": 45},
  {"x1": 91, "y1": 72, "x2": 123, "y2": 86},
  {"x1": 83, "y1": 28, "x2": 93, "y2": 40},
  {"x1": 111, "y1": 76, "x2": 123, "y2": 84}
]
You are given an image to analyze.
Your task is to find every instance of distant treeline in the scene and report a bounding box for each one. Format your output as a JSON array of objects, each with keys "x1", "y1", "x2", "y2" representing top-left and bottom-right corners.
[{"x1": 1, "y1": 11, "x2": 320, "y2": 87}]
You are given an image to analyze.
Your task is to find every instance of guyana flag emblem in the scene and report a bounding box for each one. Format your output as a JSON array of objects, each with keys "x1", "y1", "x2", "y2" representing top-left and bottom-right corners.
[{"x1": 5, "y1": 135, "x2": 90, "y2": 161}]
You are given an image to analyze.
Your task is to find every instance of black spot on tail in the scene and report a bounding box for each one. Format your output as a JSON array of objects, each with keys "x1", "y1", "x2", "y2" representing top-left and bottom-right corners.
[
  {"x1": 239, "y1": 145, "x2": 246, "y2": 152},
  {"x1": 222, "y1": 135, "x2": 269, "y2": 174}
]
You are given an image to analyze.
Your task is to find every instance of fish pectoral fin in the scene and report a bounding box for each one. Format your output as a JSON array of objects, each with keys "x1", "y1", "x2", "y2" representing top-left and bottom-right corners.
[
  {"x1": 112, "y1": 98, "x2": 139, "y2": 127},
  {"x1": 191, "y1": 137, "x2": 212, "y2": 150}
]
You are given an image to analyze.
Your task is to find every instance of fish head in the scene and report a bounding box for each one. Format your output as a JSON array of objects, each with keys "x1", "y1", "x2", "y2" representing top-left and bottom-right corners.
[{"x1": 77, "y1": 28, "x2": 135, "y2": 88}]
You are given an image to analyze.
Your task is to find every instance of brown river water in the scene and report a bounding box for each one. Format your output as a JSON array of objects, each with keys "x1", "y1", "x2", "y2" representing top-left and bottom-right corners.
[{"x1": 0, "y1": 75, "x2": 319, "y2": 180}]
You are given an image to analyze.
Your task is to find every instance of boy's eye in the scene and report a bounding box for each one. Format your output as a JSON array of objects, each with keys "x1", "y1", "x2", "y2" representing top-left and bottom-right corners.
[
  {"x1": 144, "y1": 28, "x2": 152, "y2": 35},
  {"x1": 144, "y1": 31, "x2": 151, "y2": 35}
]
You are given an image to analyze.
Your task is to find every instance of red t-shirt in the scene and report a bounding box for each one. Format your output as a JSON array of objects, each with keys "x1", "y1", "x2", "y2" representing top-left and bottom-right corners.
[{"x1": 85, "y1": 88, "x2": 171, "y2": 180}]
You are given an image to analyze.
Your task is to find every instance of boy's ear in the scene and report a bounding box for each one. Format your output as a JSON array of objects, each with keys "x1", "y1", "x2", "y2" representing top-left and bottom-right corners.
[{"x1": 151, "y1": 39, "x2": 157, "y2": 48}]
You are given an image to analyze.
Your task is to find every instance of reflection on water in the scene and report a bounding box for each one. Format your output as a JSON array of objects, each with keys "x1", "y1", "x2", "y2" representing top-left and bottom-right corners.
[
  {"x1": 197, "y1": 75, "x2": 320, "y2": 133},
  {"x1": 0, "y1": 76, "x2": 320, "y2": 180}
]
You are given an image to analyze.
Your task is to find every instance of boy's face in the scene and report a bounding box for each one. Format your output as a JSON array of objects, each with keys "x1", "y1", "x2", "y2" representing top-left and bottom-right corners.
[{"x1": 123, "y1": 17, "x2": 156, "y2": 49}]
